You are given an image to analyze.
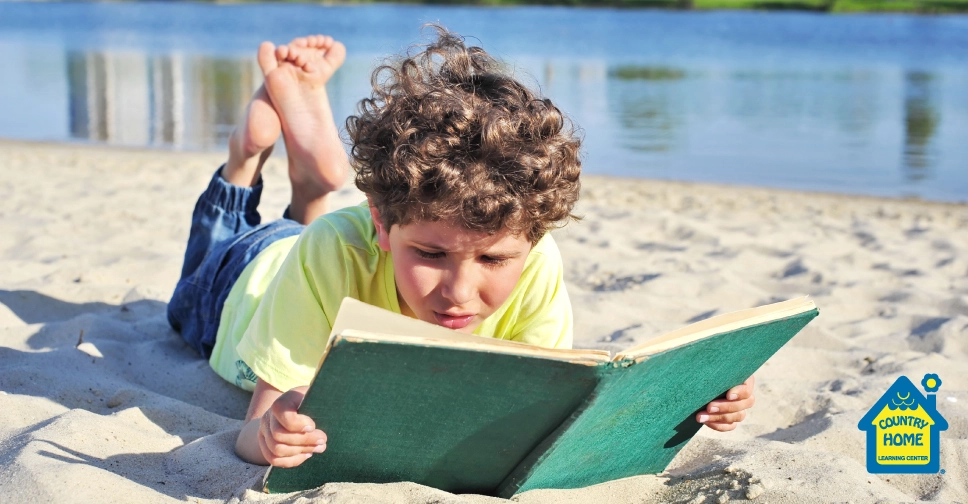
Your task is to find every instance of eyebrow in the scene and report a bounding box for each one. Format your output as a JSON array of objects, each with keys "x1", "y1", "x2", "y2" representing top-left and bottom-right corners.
[{"x1": 411, "y1": 240, "x2": 524, "y2": 258}]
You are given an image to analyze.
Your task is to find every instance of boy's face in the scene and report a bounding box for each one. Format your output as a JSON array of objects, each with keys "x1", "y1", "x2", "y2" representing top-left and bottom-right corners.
[{"x1": 370, "y1": 205, "x2": 532, "y2": 333}]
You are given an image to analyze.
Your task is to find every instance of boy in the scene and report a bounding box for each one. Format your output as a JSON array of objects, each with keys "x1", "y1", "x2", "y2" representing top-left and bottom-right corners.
[{"x1": 167, "y1": 29, "x2": 756, "y2": 469}]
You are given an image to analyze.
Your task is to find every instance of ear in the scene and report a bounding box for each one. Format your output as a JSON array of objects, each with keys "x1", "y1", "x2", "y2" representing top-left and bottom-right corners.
[{"x1": 367, "y1": 196, "x2": 392, "y2": 252}]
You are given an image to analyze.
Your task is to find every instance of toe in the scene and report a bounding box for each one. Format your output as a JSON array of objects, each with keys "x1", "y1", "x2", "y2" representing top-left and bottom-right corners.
[
  {"x1": 258, "y1": 42, "x2": 278, "y2": 75},
  {"x1": 290, "y1": 37, "x2": 309, "y2": 48},
  {"x1": 323, "y1": 41, "x2": 346, "y2": 69},
  {"x1": 276, "y1": 44, "x2": 291, "y2": 62}
]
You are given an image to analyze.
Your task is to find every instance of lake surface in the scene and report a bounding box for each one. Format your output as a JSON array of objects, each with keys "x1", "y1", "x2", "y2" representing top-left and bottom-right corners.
[{"x1": 0, "y1": 2, "x2": 966, "y2": 201}]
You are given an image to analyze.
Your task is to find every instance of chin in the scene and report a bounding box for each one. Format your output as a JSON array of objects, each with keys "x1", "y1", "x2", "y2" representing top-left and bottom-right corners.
[{"x1": 455, "y1": 324, "x2": 479, "y2": 334}]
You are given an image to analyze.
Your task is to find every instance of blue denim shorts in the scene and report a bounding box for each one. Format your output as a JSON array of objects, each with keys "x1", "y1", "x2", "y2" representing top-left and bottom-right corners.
[{"x1": 167, "y1": 168, "x2": 304, "y2": 358}]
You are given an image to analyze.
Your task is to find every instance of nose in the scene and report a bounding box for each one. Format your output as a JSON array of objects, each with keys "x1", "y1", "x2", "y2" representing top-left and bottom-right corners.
[{"x1": 440, "y1": 263, "x2": 478, "y2": 307}]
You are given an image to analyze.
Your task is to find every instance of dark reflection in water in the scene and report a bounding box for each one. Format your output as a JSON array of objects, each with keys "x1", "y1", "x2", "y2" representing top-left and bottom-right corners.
[
  {"x1": 902, "y1": 71, "x2": 939, "y2": 182},
  {"x1": 68, "y1": 52, "x2": 258, "y2": 149},
  {"x1": 607, "y1": 65, "x2": 684, "y2": 153},
  {"x1": 610, "y1": 66, "x2": 686, "y2": 81}
]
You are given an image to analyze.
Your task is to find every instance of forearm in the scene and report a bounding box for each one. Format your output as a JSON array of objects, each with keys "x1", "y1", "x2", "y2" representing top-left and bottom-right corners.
[{"x1": 236, "y1": 417, "x2": 270, "y2": 465}]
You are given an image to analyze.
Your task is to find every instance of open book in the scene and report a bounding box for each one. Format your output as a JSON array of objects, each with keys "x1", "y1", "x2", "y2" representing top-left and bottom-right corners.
[{"x1": 262, "y1": 297, "x2": 819, "y2": 497}]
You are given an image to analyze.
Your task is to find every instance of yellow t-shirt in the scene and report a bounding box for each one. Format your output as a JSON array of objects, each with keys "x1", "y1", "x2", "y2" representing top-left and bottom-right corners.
[{"x1": 209, "y1": 203, "x2": 573, "y2": 392}]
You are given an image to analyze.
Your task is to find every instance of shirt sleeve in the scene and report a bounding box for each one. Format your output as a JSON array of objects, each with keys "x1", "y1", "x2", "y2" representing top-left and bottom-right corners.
[
  {"x1": 505, "y1": 234, "x2": 574, "y2": 350},
  {"x1": 235, "y1": 218, "x2": 344, "y2": 392}
]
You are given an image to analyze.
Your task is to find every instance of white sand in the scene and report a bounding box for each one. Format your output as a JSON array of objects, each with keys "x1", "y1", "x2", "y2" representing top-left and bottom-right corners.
[{"x1": 0, "y1": 140, "x2": 964, "y2": 503}]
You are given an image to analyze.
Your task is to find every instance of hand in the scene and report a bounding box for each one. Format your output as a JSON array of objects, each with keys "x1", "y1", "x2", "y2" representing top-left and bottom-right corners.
[
  {"x1": 257, "y1": 386, "x2": 328, "y2": 467},
  {"x1": 697, "y1": 375, "x2": 755, "y2": 432}
]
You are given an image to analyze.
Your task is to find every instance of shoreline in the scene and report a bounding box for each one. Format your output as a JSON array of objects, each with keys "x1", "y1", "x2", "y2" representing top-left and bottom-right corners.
[
  {"x1": 5, "y1": 138, "x2": 964, "y2": 209},
  {"x1": 0, "y1": 140, "x2": 965, "y2": 503}
]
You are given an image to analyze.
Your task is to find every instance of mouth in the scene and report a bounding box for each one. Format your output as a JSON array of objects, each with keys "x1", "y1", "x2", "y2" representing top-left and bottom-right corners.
[{"x1": 433, "y1": 311, "x2": 475, "y2": 330}]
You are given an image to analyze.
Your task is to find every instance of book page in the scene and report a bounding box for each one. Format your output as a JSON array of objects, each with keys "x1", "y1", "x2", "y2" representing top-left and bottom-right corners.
[
  {"x1": 500, "y1": 304, "x2": 820, "y2": 495},
  {"x1": 615, "y1": 297, "x2": 817, "y2": 361},
  {"x1": 329, "y1": 298, "x2": 610, "y2": 364}
]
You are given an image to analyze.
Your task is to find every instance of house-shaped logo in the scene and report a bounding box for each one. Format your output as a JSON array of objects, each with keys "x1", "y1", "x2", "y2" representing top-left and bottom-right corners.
[{"x1": 857, "y1": 374, "x2": 948, "y2": 473}]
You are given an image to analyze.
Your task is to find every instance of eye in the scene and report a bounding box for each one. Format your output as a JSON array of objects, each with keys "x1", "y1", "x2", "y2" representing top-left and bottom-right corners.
[
  {"x1": 415, "y1": 248, "x2": 444, "y2": 260},
  {"x1": 480, "y1": 255, "x2": 511, "y2": 268}
]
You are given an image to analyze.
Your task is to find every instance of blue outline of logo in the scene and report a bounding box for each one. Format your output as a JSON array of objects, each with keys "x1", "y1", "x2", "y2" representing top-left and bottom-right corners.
[{"x1": 857, "y1": 374, "x2": 948, "y2": 473}]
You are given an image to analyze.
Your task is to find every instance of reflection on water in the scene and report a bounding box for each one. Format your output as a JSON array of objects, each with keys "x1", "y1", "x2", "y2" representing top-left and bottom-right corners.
[
  {"x1": 2, "y1": 3, "x2": 967, "y2": 201},
  {"x1": 902, "y1": 71, "x2": 939, "y2": 181},
  {"x1": 67, "y1": 52, "x2": 258, "y2": 149},
  {"x1": 608, "y1": 66, "x2": 684, "y2": 153},
  {"x1": 56, "y1": 49, "x2": 957, "y2": 199},
  {"x1": 610, "y1": 66, "x2": 687, "y2": 81}
]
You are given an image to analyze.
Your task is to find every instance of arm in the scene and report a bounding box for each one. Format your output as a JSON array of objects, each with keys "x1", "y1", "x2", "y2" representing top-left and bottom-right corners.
[
  {"x1": 697, "y1": 375, "x2": 756, "y2": 432},
  {"x1": 236, "y1": 378, "x2": 328, "y2": 466}
]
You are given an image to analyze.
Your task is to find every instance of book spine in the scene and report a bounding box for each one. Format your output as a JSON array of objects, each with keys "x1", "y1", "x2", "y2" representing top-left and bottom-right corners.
[{"x1": 494, "y1": 363, "x2": 620, "y2": 498}]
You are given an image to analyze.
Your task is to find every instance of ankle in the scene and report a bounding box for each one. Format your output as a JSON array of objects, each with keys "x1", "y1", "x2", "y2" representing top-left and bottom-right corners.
[
  {"x1": 289, "y1": 186, "x2": 332, "y2": 225},
  {"x1": 222, "y1": 131, "x2": 271, "y2": 187}
]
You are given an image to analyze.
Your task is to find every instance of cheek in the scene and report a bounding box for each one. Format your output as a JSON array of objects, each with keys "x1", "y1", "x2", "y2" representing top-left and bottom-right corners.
[
  {"x1": 480, "y1": 265, "x2": 526, "y2": 307},
  {"x1": 394, "y1": 256, "x2": 438, "y2": 300}
]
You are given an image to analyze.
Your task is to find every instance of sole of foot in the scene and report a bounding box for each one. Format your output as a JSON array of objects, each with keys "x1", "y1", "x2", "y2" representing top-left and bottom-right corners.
[{"x1": 257, "y1": 36, "x2": 348, "y2": 195}]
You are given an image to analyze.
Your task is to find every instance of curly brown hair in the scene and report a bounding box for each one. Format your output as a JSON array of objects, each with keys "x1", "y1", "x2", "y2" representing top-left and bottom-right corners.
[{"x1": 347, "y1": 26, "x2": 582, "y2": 245}]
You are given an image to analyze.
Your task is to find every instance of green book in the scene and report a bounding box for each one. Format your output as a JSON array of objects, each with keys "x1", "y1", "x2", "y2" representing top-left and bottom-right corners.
[{"x1": 262, "y1": 297, "x2": 819, "y2": 497}]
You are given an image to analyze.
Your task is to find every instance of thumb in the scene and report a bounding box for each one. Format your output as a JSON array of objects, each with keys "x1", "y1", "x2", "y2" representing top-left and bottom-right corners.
[{"x1": 271, "y1": 386, "x2": 313, "y2": 433}]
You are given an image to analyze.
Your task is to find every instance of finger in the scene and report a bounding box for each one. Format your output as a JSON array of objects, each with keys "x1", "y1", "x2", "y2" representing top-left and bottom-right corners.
[
  {"x1": 259, "y1": 432, "x2": 315, "y2": 468},
  {"x1": 259, "y1": 420, "x2": 310, "y2": 460},
  {"x1": 729, "y1": 376, "x2": 756, "y2": 400},
  {"x1": 268, "y1": 413, "x2": 328, "y2": 447},
  {"x1": 271, "y1": 388, "x2": 315, "y2": 433},
  {"x1": 699, "y1": 410, "x2": 748, "y2": 425},
  {"x1": 707, "y1": 395, "x2": 755, "y2": 414},
  {"x1": 262, "y1": 414, "x2": 326, "y2": 456},
  {"x1": 725, "y1": 383, "x2": 752, "y2": 401},
  {"x1": 704, "y1": 421, "x2": 739, "y2": 432},
  {"x1": 263, "y1": 427, "x2": 314, "y2": 458}
]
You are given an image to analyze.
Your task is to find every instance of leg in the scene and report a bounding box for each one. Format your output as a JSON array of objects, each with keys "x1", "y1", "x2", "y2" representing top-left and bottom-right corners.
[
  {"x1": 260, "y1": 35, "x2": 350, "y2": 224},
  {"x1": 177, "y1": 69, "x2": 285, "y2": 281},
  {"x1": 168, "y1": 167, "x2": 268, "y2": 357},
  {"x1": 167, "y1": 167, "x2": 303, "y2": 357},
  {"x1": 168, "y1": 60, "x2": 288, "y2": 356},
  {"x1": 222, "y1": 70, "x2": 282, "y2": 187}
]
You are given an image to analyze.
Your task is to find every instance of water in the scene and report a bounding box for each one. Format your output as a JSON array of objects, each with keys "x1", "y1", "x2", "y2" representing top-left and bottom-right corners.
[{"x1": 0, "y1": 2, "x2": 966, "y2": 201}]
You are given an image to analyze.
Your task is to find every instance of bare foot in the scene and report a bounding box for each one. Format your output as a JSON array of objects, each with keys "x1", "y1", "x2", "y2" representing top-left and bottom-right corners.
[
  {"x1": 258, "y1": 35, "x2": 350, "y2": 223},
  {"x1": 222, "y1": 85, "x2": 281, "y2": 187}
]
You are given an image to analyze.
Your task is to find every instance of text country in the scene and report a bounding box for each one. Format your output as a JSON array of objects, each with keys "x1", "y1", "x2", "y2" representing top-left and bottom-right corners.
[{"x1": 878, "y1": 415, "x2": 929, "y2": 430}]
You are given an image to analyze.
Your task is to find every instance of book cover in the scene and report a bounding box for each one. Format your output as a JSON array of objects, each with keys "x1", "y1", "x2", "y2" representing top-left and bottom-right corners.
[
  {"x1": 263, "y1": 297, "x2": 819, "y2": 496},
  {"x1": 263, "y1": 334, "x2": 604, "y2": 494}
]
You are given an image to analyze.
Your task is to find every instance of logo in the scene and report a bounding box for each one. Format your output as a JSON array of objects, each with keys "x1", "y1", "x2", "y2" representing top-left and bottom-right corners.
[{"x1": 858, "y1": 374, "x2": 948, "y2": 473}]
